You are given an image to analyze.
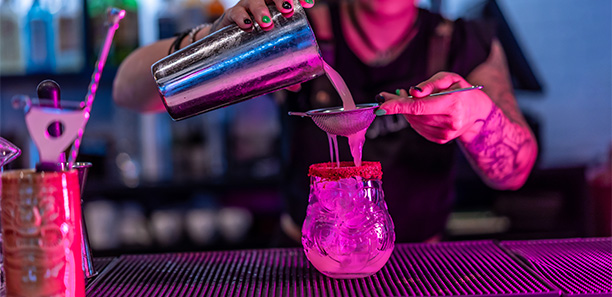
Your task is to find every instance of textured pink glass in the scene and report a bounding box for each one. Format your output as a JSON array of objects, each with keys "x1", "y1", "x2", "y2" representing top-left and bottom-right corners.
[
  {"x1": 0, "y1": 169, "x2": 85, "y2": 297},
  {"x1": 302, "y1": 162, "x2": 395, "y2": 279}
]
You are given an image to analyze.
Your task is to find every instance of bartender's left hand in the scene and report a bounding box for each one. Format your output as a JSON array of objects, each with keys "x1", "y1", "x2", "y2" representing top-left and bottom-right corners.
[{"x1": 375, "y1": 72, "x2": 493, "y2": 144}]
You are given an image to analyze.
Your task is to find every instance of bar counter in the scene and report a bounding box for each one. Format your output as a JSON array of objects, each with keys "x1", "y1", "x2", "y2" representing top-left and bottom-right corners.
[{"x1": 85, "y1": 237, "x2": 611, "y2": 297}]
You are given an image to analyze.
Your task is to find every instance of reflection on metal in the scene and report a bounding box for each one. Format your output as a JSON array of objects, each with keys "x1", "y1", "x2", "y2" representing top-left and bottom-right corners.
[
  {"x1": 85, "y1": 241, "x2": 561, "y2": 296},
  {"x1": 152, "y1": 0, "x2": 324, "y2": 120}
]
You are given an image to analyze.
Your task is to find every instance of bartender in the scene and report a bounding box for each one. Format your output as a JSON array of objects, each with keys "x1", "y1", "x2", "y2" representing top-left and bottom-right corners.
[{"x1": 112, "y1": 0, "x2": 538, "y2": 244}]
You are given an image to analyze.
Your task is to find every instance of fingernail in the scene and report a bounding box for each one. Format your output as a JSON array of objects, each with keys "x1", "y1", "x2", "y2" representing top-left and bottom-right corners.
[
  {"x1": 410, "y1": 86, "x2": 423, "y2": 92},
  {"x1": 262, "y1": 16, "x2": 271, "y2": 23},
  {"x1": 374, "y1": 109, "x2": 387, "y2": 116},
  {"x1": 244, "y1": 18, "x2": 252, "y2": 25},
  {"x1": 282, "y1": 1, "x2": 292, "y2": 9},
  {"x1": 375, "y1": 94, "x2": 385, "y2": 103},
  {"x1": 305, "y1": 0, "x2": 313, "y2": 4},
  {"x1": 395, "y1": 89, "x2": 401, "y2": 96}
]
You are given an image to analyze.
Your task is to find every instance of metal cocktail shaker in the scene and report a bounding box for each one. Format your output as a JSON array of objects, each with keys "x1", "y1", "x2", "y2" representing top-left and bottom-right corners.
[{"x1": 151, "y1": 0, "x2": 324, "y2": 121}]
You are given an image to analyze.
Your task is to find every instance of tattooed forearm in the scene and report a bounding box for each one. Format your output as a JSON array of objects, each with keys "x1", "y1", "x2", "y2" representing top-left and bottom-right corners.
[
  {"x1": 463, "y1": 39, "x2": 537, "y2": 189},
  {"x1": 459, "y1": 104, "x2": 537, "y2": 190}
]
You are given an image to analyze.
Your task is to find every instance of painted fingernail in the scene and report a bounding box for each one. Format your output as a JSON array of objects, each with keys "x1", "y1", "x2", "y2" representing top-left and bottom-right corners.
[
  {"x1": 262, "y1": 15, "x2": 271, "y2": 23},
  {"x1": 410, "y1": 86, "x2": 423, "y2": 92},
  {"x1": 282, "y1": 1, "x2": 292, "y2": 9},
  {"x1": 305, "y1": 0, "x2": 313, "y2": 4},
  {"x1": 375, "y1": 94, "x2": 385, "y2": 103},
  {"x1": 396, "y1": 89, "x2": 401, "y2": 96},
  {"x1": 244, "y1": 18, "x2": 252, "y2": 25},
  {"x1": 374, "y1": 109, "x2": 387, "y2": 116}
]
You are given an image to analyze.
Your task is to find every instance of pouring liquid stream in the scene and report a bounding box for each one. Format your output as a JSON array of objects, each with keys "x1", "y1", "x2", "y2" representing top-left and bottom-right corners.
[
  {"x1": 323, "y1": 62, "x2": 365, "y2": 167},
  {"x1": 327, "y1": 133, "x2": 340, "y2": 167}
]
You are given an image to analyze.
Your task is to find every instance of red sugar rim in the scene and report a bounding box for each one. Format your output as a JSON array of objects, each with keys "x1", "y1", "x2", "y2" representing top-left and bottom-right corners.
[{"x1": 308, "y1": 161, "x2": 382, "y2": 180}]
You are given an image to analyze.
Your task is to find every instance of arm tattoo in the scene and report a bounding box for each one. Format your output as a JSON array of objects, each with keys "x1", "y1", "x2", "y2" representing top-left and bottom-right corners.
[
  {"x1": 460, "y1": 103, "x2": 535, "y2": 188},
  {"x1": 463, "y1": 40, "x2": 537, "y2": 189}
]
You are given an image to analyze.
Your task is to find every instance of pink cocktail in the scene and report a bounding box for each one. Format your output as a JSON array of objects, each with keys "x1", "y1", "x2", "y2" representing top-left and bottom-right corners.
[{"x1": 302, "y1": 161, "x2": 395, "y2": 279}]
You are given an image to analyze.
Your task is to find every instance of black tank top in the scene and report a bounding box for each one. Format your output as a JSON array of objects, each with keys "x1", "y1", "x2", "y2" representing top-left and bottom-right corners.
[{"x1": 282, "y1": 4, "x2": 495, "y2": 243}]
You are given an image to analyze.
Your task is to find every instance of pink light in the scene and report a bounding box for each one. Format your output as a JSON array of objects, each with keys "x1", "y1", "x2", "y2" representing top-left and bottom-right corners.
[
  {"x1": 60, "y1": 222, "x2": 70, "y2": 235},
  {"x1": 64, "y1": 249, "x2": 76, "y2": 297},
  {"x1": 61, "y1": 173, "x2": 70, "y2": 220}
]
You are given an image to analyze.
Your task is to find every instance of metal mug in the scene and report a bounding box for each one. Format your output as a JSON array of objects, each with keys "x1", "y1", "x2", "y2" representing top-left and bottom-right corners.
[
  {"x1": 72, "y1": 162, "x2": 97, "y2": 279},
  {"x1": 151, "y1": 0, "x2": 325, "y2": 120},
  {"x1": 17, "y1": 162, "x2": 98, "y2": 279}
]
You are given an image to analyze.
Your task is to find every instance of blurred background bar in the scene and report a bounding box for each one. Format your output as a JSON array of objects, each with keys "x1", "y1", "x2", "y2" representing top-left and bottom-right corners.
[{"x1": 0, "y1": 0, "x2": 610, "y2": 256}]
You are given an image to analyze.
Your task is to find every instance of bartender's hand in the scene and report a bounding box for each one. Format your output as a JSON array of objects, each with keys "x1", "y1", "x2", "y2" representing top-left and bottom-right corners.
[
  {"x1": 211, "y1": 0, "x2": 315, "y2": 33},
  {"x1": 375, "y1": 72, "x2": 493, "y2": 144}
]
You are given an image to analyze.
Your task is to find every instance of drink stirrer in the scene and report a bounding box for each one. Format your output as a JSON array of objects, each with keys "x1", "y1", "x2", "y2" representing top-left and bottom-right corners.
[{"x1": 67, "y1": 7, "x2": 126, "y2": 169}]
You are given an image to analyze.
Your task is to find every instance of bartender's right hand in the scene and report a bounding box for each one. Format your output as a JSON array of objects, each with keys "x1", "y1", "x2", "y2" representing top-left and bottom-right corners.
[{"x1": 211, "y1": 0, "x2": 315, "y2": 33}]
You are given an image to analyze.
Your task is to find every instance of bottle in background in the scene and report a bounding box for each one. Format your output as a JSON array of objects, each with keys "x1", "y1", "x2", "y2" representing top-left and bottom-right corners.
[
  {"x1": 0, "y1": 0, "x2": 25, "y2": 75},
  {"x1": 177, "y1": 0, "x2": 206, "y2": 32},
  {"x1": 157, "y1": 0, "x2": 178, "y2": 39},
  {"x1": 54, "y1": 0, "x2": 84, "y2": 73},
  {"x1": 206, "y1": 0, "x2": 224, "y2": 22},
  {"x1": 24, "y1": 0, "x2": 56, "y2": 73},
  {"x1": 113, "y1": 0, "x2": 139, "y2": 66},
  {"x1": 87, "y1": 0, "x2": 139, "y2": 68}
]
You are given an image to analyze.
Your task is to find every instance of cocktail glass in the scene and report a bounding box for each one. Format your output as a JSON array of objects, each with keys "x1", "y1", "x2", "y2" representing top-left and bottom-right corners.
[{"x1": 301, "y1": 161, "x2": 395, "y2": 279}]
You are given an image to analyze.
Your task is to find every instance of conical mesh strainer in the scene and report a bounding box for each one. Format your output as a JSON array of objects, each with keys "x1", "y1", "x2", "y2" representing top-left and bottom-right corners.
[
  {"x1": 288, "y1": 86, "x2": 483, "y2": 136},
  {"x1": 288, "y1": 103, "x2": 379, "y2": 136}
]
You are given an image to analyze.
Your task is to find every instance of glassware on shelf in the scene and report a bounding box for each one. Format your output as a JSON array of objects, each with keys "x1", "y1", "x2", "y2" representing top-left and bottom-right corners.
[
  {"x1": 54, "y1": 0, "x2": 85, "y2": 73},
  {"x1": 157, "y1": 0, "x2": 179, "y2": 39},
  {"x1": 0, "y1": 0, "x2": 26, "y2": 75},
  {"x1": 87, "y1": 0, "x2": 137, "y2": 68},
  {"x1": 25, "y1": 0, "x2": 56, "y2": 73},
  {"x1": 206, "y1": 0, "x2": 224, "y2": 22},
  {"x1": 302, "y1": 161, "x2": 395, "y2": 279}
]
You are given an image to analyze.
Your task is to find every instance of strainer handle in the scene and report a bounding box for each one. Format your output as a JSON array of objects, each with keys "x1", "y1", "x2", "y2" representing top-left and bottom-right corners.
[
  {"x1": 425, "y1": 85, "x2": 483, "y2": 97},
  {"x1": 288, "y1": 111, "x2": 309, "y2": 117}
]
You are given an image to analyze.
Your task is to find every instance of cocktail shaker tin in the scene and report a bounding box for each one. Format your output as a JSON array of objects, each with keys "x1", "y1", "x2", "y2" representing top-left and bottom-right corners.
[{"x1": 151, "y1": 0, "x2": 324, "y2": 120}]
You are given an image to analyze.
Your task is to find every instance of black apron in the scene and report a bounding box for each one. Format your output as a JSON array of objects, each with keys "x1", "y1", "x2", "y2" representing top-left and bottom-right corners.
[{"x1": 282, "y1": 4, "x2": 495, "y2": 243}]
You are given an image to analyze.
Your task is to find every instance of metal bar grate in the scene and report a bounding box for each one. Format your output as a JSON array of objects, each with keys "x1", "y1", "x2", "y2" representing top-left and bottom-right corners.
[
  {"x1": 86, "y1": 241, "x2": 559, "y2": 297},
  {"x1": 86, "y1": 257, "x2": 117, "y2": 286},
  {"x1": 501, "y1": 237, "x2": 612, "y2": 296},
  {"x1": 93, "y1": 257, "x2": 116, "y2": 273}
]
